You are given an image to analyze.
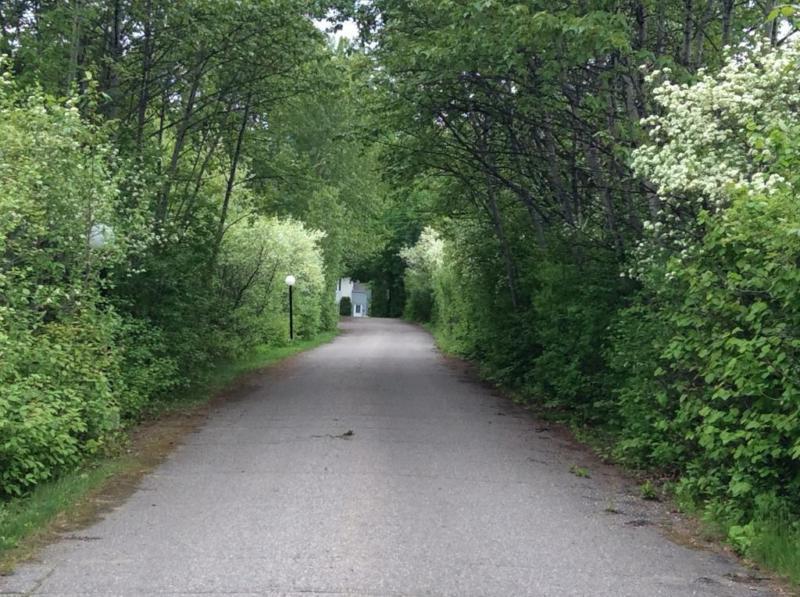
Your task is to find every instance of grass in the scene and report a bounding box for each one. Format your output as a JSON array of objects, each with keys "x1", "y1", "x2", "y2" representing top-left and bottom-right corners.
[
  {"x1": 141, "y1": 331, "x2": 340, "y2": 417},
  {"x1": 749, "y1": 521, "x2": 800, "y2": 586},
  {"x1": 215, "y1": 332, "x2": 337, "y2": 386},
  {"x1": 0, "y1": 331, "x2": 338, "y2": 574},
  {"x1": 0, "y1": 460, "x2": 130, "y2": 556},
  {"x1": 639, "y1": 480, "x2": 659, "y2": 501},
  {"x1": 421, "y1": 322, "x2": 464, "y2": 356},
  {"x1": 569, "y1": 465, "x2": 591, "y2": 478}
]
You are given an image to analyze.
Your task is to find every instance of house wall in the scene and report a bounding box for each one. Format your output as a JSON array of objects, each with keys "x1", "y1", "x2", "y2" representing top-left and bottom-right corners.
[
  {"x1": 352, "y1": 291, "x2": 369, "y2": 317},
  {"x1": 335, "y1": 277, "x2": 354, "y2": 304},
  {"x1": 336, "y1": 278, "x2": 371, "y2": 317}
]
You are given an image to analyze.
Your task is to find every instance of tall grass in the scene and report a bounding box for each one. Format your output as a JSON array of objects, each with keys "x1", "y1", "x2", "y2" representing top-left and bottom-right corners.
[{"x1": 749, "y1": 519, "x2": 800, "y2": 586}]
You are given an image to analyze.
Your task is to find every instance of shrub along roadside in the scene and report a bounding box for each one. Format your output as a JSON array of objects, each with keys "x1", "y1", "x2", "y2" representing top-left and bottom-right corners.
[
  {"x1": 400, "y1": 42, "x2": 800, "y2": 585},
  {"x1": 0, "y1": 331, "x2": 337, "y2": 573},
  {"x1": 425, "y1": 319, "x2": 799, "y2": 587},
  {"x1": 0, "y1": 80, "x2": 144, "y2": 498},
  {"x1": 339, "y1": 297, "x2": 352, "y2": 317},
  {"x1": 0, "y1": 74, "x2": 336, "y2": 499}
]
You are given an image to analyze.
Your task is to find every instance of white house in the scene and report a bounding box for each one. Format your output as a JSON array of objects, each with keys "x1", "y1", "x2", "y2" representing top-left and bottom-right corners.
[
  {"x1": 335, "y1": 277, "x2": 354, "y2": 304},
  {"x1": 335, "y1": 277, "x2": 371, "y2": 317}
]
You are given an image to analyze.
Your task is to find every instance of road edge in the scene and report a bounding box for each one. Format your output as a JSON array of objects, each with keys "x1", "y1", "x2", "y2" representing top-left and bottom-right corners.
[{"x1": 0, "y1": 330, "x2": 339, "y2": 576}]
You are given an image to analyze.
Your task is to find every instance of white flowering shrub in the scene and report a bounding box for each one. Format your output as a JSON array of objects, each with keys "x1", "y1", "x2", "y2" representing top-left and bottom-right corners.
[
  {"x1": 218, "y1": 217, "x2": 327, "y2": 344},
  {"x1": 400, "y1": 227, "x2": 444, "y2": 321},
  {"x1": 611, "y1": 40, "x2": 800, "y2": 541},
  {"x1": 630, "y1": 41, "x2": 800, "y2": 272}
]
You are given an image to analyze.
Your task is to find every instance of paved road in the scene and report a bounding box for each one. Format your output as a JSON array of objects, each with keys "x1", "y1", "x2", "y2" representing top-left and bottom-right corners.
[{"x1": 2, "y1": 319, "x2": 772, "y2": 596}]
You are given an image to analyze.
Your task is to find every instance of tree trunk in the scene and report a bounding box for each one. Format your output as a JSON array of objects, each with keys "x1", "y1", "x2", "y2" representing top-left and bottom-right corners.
[
  {"x1": 100, "y1": 0, "x2": 123, "y2": 119},
  {"x1": 212, "y1": 97, "x2": 252, "y2": 264},
  {"x1": 156, "y1": 58, "x2": 204, "y2": 224},
  {"x1": 136, "y1": 0, "x2": 153, "y2": 147},
  {"x1": 721, "y1": 0, "x2": 734, "y2": 46},
  {"x1": 633, "y1": 1, "x2": 646, "y2": 50},
  {"x1": 485, "y1": 185, "x2": 520, "y2": 311},
  {"x1": 681, "y1": 0, "x2": 694, "y2": 67},
  {"x1": 66, "y1": 0, "x2": 82, "y2": 91}
]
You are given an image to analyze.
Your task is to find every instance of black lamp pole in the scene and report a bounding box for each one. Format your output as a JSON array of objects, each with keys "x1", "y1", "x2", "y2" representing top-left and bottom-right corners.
[
  {"x1": 285, "y1": 275, "x2": 296, "y2": 340},
  {"x1": 288, "y1": 284, "x2": 294, "y2": 340}
]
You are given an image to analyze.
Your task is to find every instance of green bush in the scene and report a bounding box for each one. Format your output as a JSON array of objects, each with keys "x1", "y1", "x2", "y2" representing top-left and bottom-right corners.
[
  {"x1": 0, "y1": 78, "x2": 333, "y2": 497},
  {"x1": 401, "y1": 228, "x2": 443, "y2": 322},
  {"x1": 113, "y1": 318, "x2": 180, "y2": 420},
  {"x1": 408, "y1": 220, "x2": 622, "y2": 423},
  {"x1": 612, "y1": 43, "x2": 800, "y2": 530},
  {"x1": 339, "y1": 297, "x2": 352, "y2": 316},
  {"x1": 218, "y1": 216, "x2": 327, "y2": 344},
  {"x1": 401, "y1": 43, "x2": 800, "y2": 548},
  {"x1": 0, "y1": 80, "x2": 127, "y2": 496},
  {"x1": 0, "y1": 314, "x2": 122, "y2": 496},
  {"x1": 523, "y1": 247, "x2": 623, "y2": 421},
  {"x1": 611, "y1": 190, "x2": 800, "y2": 523}
]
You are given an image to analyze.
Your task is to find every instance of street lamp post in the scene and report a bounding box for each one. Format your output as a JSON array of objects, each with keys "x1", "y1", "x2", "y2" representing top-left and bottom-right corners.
[{"x1": 285, "y1": 275, "x2": 296, "y2": 340}]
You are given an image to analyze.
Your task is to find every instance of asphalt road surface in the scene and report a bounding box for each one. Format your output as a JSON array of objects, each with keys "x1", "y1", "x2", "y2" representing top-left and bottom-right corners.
[{"x1": 2, "y1": 319, "x2": 774, "y2": 596}]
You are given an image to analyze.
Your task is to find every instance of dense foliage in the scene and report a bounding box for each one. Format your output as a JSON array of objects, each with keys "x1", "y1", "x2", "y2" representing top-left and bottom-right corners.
[
  {"x1": 3, "y1": 0, "x2": 800, "y2": 574},
  {"x1": 380, "y1": 0, "x2": 800, "y2": 559},
  {"x1": 339, "y1": 297, "x2": 352, "y2": 316},
  {"x1": 0, "y1": 79, "x2": 134, "y2": 495},
  {"x1": 0, "y1": 1, "x2": 387, "y2": 497},
  {"x1": 220, "y1": 216, "x2": 328, "y2": 344},
  {"x1": 614, "y1": 42, "x2": 800, "y2": 546}
]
